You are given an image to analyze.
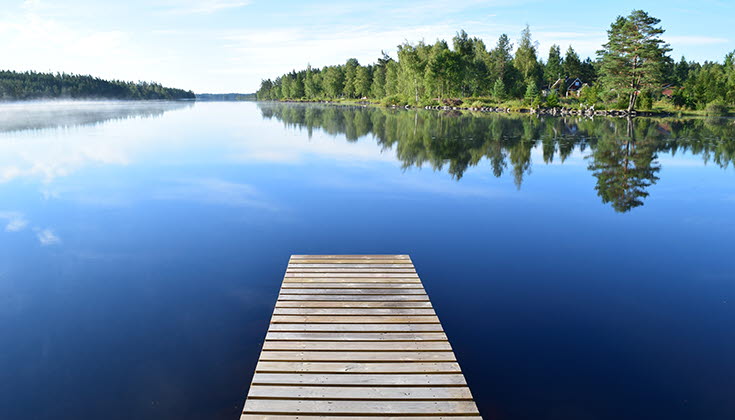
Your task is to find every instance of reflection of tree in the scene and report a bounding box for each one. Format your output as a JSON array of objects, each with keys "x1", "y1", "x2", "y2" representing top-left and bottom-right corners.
[
  {"x1": 588, "y1": 134, "x2": 661, "y2": 213},
  {"x1": 258, "y1": 103, "x2": 734, "y2": 212}
]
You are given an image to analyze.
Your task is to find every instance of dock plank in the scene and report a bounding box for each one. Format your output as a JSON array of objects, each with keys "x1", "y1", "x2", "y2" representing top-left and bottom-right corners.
[
  {"x1": 255, "y1": 361, "x2": 461, "y2": 373},
  {"x1": 267, "y1": 323, "x2": 443, "y2": 332},
  {"x1": 280, "y1": 283, "x2": 424, "y2": 288},
  {"x1": 272, "y1": 308, "x2": 436, "y2": 316},
  {"x1": 242, "y1": 416, "x2": 482, "y2": 420},
  {"x1": 275, "y1": 301, "x2": 433, "y2": 308},
  {"x1": 265, "y1": 332, "x2": 447, "y2": 341},
  {"x1": 241, "y1": 255, "x2": 479, "y2": 418},
  {"x1": 259, "y1": 351, "x2": 457, "y2": 362},
  {"x1": 251, "y1": 373, "x2": 468, "y2": 386},
  {"x1": 243, "y1": 399, "x2": 478, "y2": 414},
  {"x1": 261, "y1": 341, "x2": 452, "y2": 351},
  {"x1": 246, "y1": 385, "x2": 473, "y2": 399}
]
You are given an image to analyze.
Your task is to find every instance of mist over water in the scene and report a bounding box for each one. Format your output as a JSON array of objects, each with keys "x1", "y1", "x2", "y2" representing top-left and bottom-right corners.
[
  {"x1": 0, "y1": 101, "x2": 733, "y2": 420},
  {"x1": 0, "y1": 100, "x2": 193, "y2": 134}
]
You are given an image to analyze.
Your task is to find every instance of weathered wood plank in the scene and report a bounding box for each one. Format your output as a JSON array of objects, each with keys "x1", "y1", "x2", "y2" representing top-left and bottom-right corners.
[
  {"x1": 255, "y1": 361, "x2": 460, "y2": 373},
  {"x1": 259, "y1": 351, "x2": 456, "y2": 362},
  {"x1": 270, "y1": 315, "x2": 440, "y2": 324},
  {"x1": 265, "y1": 332, "x2": 447, "y2": 341},
  {"x1": 285, "y1": 273, "x2": 420, "y2": 278},
  {"x1": 290, "y1": 255, "x2": 410, "y2": 259},
  {"x1": 282, "y1": 278, "x2": 422, "y2": 283},
  {"x1": 246, "y1": 385, "x2": 473, "y2": 399},
  {"x1": 243, "y1": 399, "x2": 478, "y2": 415},
  {"x1": 262, "y1": 341, "x2": 452, "y2": 351},
  {"x1": 280, "y1": 289, "x2": 427, "y2": 295},
  {"x1": 288, "y1": 264, "x2": 415, "y2": 268},
  {"x1": 275, "y1": 301, "x2": 433, "y2": 308},
  {"x1": 288, "y1": 260, "x2": 411, "y2": 264},
  {"x1": 267, "y1": 323, "x2": 443, "y2": 332},
  {"x1": 250, "y1": 373, "x2": 468, "y2": 386},
  {"x1": 272, "y1": 308, "x2": 436, "y2": 316},
  {"x1": 281, "y1": 283, "x2": 424, "y2": 289},
  {"x1": 277, "y1": 295, "x2": 430, "y2": 301},
  {"x1": 241, "y1": 416, "x2": 483, "y2": 420},
  {"x1": 286, "y1": 268, "x2": 417, "y2": 273}
]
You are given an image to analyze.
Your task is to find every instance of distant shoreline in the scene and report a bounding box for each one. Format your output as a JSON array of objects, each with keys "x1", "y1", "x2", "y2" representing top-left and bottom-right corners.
[{"x1": 0, "y1": 69, "x2": 195, "y2": 101}]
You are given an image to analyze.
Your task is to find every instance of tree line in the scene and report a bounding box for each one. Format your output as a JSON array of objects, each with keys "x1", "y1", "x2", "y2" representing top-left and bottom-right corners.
[
  {"x1": 0, "y1": 70, "x2": 195, "y2": 101},
  {"x1": 257, "y1": 10, "x2": 735, "y2": 113},
  {"x1": 259, "y1": 102, "x2": 735, "y2": 212}
]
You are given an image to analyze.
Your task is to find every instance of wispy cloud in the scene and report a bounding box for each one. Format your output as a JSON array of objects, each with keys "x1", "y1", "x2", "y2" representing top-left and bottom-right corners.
[
  {"x1": 0, "y1": 211, "x2": 29, "y2": 232},
  {"x1": 21, "y1": 0, "x2": 42, "y2": 11},
  {"x1": 161, "y1": 0, "x2": 251, "y2": 15},
  {"x1": 665, "y1": 35, "x2": 730, "y2": 46},
  {"x1": 154, "y1": 177, "x2": 277, "y2": 209},
  {"x1": 1, "y1": 211, "x2": 61, "y2": 246},
  {"x1": 35, "y1": 228, "x2": 60, "y2": 245}
]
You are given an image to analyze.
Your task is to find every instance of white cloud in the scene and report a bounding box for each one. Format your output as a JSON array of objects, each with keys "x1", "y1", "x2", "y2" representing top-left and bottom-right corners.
[
  {"x1": 0, "y1": 211, "x2": 62, "y2": 246},
  {"x1": 0, "y1": 3, "x2": 189, "y2": 90},
  {"x1": 665, "y1": 35, "x2": 730, "y2": 46},
  {"x1": 35, "y1": 228, "x2": 60, "y2": 245},
  {"x1": 0, "y1": 212, "x2": 29, "y2": 232},
  {"x1": 21, "y1": 0, "x2": 42, "y2": 11},
  {"x1": 162, "y1": 0, "x2": 251, "y2": 15}
]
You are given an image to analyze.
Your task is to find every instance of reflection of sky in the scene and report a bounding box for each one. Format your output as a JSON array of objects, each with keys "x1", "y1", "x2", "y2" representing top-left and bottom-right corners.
[{"x1": 1, "y1": 102, "x2": 734, "y2": 420}]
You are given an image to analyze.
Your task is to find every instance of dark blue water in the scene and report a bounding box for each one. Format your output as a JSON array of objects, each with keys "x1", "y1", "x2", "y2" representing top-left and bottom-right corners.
[{"x1": 1, "y1": 101, "x2": 733, "y2": 420}]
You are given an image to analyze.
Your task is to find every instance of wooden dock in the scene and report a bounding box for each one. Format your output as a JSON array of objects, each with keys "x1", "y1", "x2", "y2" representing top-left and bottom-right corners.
[{"x1": 241, "y1": 254, "x2": 481, "y2": 419}]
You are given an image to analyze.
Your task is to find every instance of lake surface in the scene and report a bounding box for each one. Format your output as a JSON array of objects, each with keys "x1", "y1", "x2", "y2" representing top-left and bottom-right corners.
[{"x1": 1, "y1": 101, "x2": 734, "y2": 420}]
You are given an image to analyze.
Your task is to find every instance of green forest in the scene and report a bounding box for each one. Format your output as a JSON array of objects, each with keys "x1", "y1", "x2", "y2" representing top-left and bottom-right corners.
[
  {"x1": 256, "y1": 10, "x2": 735, "y2": 114},
  {"x1": 0, "y1": 70, "x2": 195, "y2": 101}
]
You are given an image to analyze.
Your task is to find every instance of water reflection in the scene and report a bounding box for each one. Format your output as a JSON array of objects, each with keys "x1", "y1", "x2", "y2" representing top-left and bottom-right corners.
[
  {"x1": 588, "y1": 120, "x2": 661, "y2": 212},
  {"x1": 0, "y1": 100, "x2": 192, "y2": 133},
  {"x1": 259, "y1": 103, "x2": 735, "y2": 212},
  {"x1": 0, "y1": 101, "x2": 193, "y2": 184}
]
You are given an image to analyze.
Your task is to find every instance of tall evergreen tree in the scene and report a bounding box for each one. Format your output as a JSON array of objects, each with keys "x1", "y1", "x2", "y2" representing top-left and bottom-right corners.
[
  {"x1": 544, "y1": 45, "x2": 563, "y2": 86},
  {"x1": 492, "y1": 78, "x2": 506, "y2": 101},
  {"x1": 487, "y1": 34, "x2": 517, "y2": 93},
  {"x1": 563, "y1": 46, "x2": 582, "y2": 79},
  {"x1": 342, "y1": 58, "x2": 360, "y2": 98},
  {"x1": 322, "y1": 66, "x2": 344, "y2": 98},
  {"x1": 514, "y1": 25, "x2": 541, "y2": 86},
  {"x1": 353, "y1": 65, "x2": 372, "y2": 98},
  {"x1": 597, "y1": 10, "x2": 672, "y2": 111}
]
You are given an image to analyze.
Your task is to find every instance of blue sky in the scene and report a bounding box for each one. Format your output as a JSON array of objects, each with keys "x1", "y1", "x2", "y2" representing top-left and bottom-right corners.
[{"x1": 0, "y1": 0, "x2": 732, "y2": 93}]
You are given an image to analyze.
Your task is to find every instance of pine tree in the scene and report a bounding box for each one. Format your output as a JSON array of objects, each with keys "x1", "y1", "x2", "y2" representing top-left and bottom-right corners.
[
  {"x1": 564, "y1": 46, "x2": 582, "y2": 79},
  {"x1": 597, "y1": 10, "x2": 672, "y2": 112},
  {"x1": 492, "y1": 78, "x2": 506, "y2": 101},
  {"x1": 524, "y1": 80, "x2": 540, "y2": 105},
  {"x1": 544, "y1": 45, "x2": 563, "y2": 86}
]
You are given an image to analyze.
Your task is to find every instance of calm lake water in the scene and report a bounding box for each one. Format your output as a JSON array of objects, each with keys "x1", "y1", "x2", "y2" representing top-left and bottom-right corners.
[{"x1": 1, "y1": 101, "x2": 734, "y2": 420}]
